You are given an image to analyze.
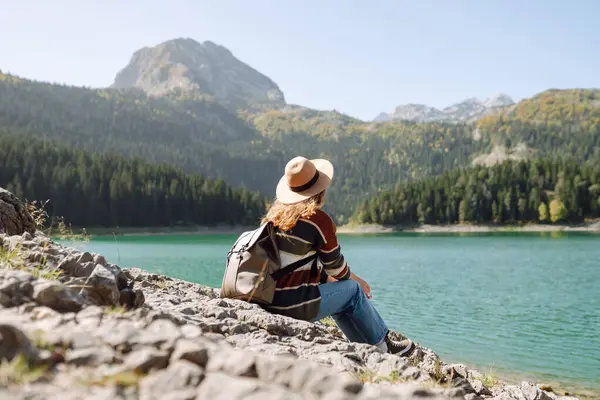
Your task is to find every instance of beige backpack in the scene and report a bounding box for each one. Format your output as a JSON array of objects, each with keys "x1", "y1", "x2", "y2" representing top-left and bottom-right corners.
[{"x1": 220, "y1": 222, "x2": 318, "y2": 305}]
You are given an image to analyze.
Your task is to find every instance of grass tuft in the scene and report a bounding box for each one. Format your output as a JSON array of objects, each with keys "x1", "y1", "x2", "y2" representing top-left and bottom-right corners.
[
  {"x1": 319, "y1": 316, "x2": 337, "y2": 328},
  {"x1": 0, "y1": 244, "x2": 24, "y2": 270},
  {"x1": 353, "y1": 368, "x2": 407, "y2": 384},
  {"x1": 480, "y1": 372, "x2": 499, "y2": 388},
  {"x1": 0, "y1": 354, "x2": 48, "y2": 386},
  {"x1": 81, "y1": 370, "x2": 145, "y2": 388},
  {"x1": 154, "y1": 279, "x2": 171, "y2": 290},
  {"x1": 431, "y1": 357, "x2": 445, "y2": 383},
  {"x1": 104, "y1": 306, "x2": 127, "y2": 316}
]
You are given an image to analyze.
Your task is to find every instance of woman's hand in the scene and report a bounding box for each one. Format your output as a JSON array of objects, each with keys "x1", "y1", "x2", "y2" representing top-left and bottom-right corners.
[{"x1": 350, "y1": 272, "x2": 372, "y2": 299}]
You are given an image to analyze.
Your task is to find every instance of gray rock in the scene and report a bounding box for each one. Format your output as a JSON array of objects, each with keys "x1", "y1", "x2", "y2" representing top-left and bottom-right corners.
[
  {"x1": 85, "y1": 264, "x2": 121, "y2": 306},
  {"x1": 180, "y1": 324, "x2": 203, "y2": 339},
  {"x1": 32, "y1": 281, "x2": 85, "y2": 312},
  {"x1": 119, "y1": 287, "x2": 145, "y2": 309},
  {"x1": 123, "y1": 347, "x2": 170, "y2": 373},
  {"x1": 0, "y1": 323, "x2": 39, "y2": 363},
  {"x1": 0, "y1": 188, "x2": 36, "y2": 236},
  {"x1": 57, "y1": 256, "x2": 94, "y2": 278},
  {"x1": 170, "y1": 338, "x2": 210, "y2": 367},
  {"x1": 0, "y1": 269, "x2": 34, "y2": 307},
  {"x1": 77, "y1": 252, "x2": 94, "y2": 264},
  {"x1": 495, "y1": 382, "x2": 556, "y2": 400},
  {"x1": 65, "y1": 346, "x2": 116, "y2": 366},
  {"x1": 196, "y1": 372, "x2": 292, "y2": 400},
  {"x1": 76, "y1": 305, "x2": 104, "y2": 321},
  {"x1": 130, "y1": 318, "x2": 182, "y2": 349},
  {"x1": 139, "y1": 360, "x2": 204, "y2": 400},
  {"x1": 206, "y1": 347, "x2": 258, "y2": 377},
  {"x1": 470, "y1": 378, "x2": 493, "y2": 396},
  {"x1": 401, "y1": 366, "x2": 421, "y2": 380},
  {"x1": 93, "y1": 254, "x2": 107, "y2": 266},
  {"x1": 95, "y1": 319, "x2": 141, "y2": 349}
]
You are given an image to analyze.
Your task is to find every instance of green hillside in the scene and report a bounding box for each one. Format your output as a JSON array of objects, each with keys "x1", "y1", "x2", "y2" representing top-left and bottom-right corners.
[
  {"x1": 0, "y1": 129, "x2": 265, "y2": 228},
  {"x1": 1, "y1": 71, "x2": 599, "y2": 223},
  {"x1": 352, "y1": 158, "x2": 600, "y2": 225}
]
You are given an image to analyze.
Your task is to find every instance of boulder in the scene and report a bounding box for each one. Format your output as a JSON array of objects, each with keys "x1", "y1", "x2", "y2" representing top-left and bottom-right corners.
[
  {"x1": 0, "y1": 324, "x2": 39, "y2": 364},
  {"x1": 0, "y1": 188, "x2": 36, "y2": 236},
  {"x1": 139, "y1": 360, "x2": 204, "y2": 400},
  {"x1": 32, "y1": 280, "x2": 85, "y2": 312},
  {"x1": 84, "y1": 264, "x2": 121, "y2": 306}
]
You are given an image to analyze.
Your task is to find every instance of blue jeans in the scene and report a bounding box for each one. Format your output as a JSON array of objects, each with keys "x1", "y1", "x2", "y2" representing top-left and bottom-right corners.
[{"x1": 313, "y1": 279, "x2": 389, "y2": 345}]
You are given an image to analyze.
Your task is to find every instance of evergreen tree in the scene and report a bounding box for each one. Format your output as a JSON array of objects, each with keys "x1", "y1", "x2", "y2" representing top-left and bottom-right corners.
[
  {"x1": 354, "y1": 159, "x2": 600, "y2": 226},
  {"x1": 0, "y1": 131, "x2": 266, "y2": 228},
  {"x1": 538, "y1": 202, "x2": 548, "y2": 222}
]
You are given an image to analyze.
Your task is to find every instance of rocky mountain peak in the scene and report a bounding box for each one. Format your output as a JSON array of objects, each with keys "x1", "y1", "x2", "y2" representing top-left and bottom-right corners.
[
  {"x1": 111, "y1": 38, "x2": 285, "y2": 108},
  {"x1": 375, "y1": 94, "x2": 514, "y2": 123},
  {"x1": 483, "y1": 93, "x2": 515, "y2": 109}
]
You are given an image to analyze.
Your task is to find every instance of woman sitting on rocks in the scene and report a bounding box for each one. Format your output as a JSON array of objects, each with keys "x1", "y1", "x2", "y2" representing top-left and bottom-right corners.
[{"x1": 261, "y1": 156, "x2": 415, "y2": 356}]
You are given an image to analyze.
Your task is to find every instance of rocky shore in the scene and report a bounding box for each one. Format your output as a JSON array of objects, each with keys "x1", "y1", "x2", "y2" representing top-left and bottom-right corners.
[
  {"x1": 0, "y1": 189, "x2": 583, "y2": 399},
  {"x1": 0, "y1": 232, "x2": 585, "y2": 399}
]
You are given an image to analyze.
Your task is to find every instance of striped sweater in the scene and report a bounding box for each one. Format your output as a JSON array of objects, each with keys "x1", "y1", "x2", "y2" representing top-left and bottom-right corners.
[{"x1": 265, "y1": 209, "x2": 351, "y2": 321}]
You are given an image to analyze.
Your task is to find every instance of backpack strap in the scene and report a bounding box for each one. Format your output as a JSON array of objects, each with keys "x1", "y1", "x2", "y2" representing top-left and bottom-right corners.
[{"x1": 271, "y1": 253, "x2": 319, "y2": 281}]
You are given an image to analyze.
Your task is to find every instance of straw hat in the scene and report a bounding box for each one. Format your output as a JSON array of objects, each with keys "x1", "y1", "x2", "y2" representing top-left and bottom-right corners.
[{"x1": 276, "y1": 156, "x2": 334, "y2": 204}]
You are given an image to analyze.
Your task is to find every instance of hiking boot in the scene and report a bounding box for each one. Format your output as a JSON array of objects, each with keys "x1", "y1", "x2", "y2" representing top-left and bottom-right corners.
[{"x1": 385, "y1": 334, "x2": 416, "y2": 357}]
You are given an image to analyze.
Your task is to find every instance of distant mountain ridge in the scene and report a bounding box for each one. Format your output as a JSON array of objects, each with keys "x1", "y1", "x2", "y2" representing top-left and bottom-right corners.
[
  {"x1": 111, "y1": 38, "x2": 285, "y2": 108},
  {"x1": 1, "y1": 37, "x2": 598, "y2": 223},
  {"x1": 375, "y1": 94, "x2": 515, "y2": 123}
]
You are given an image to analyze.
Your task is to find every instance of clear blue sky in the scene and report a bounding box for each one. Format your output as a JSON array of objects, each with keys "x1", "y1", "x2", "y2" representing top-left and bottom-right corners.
[{"x1": 1, "y1": 0, "x2": 598, "y2": 120}]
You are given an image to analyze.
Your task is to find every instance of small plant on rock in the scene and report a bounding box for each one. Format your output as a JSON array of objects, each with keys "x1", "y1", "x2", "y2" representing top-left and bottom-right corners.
[
  {"x1": 27, "y1": 199, "x2": 50, "y2": 232},
  {"x1": 0, "y1": 242, "x2": 25, "y2": 268},
  {"x1": 104, "y1": 306, "x2": 127, "y2": 316},
  {"x1": 354, "y1": 368, "x2": 377, "y2": 383},
  {"x1": 29, "y1": 330, "x2": 54, "y2": 351},
  {"x1": 0, "y1": 354, "x2": 48, "y2": 386},
  {"x1": 426, "y1": 357, "x2": 446, "y2": 384},
  {"x1": 81, "y1": 370, "x2": 144, "y2": 388},
  {"x1": 155, "y1": 279, "x2": 171, "y2": 290},
  {"x1": 479, "y1": 368, "x2": 499, "y2": 388},
  {"x1": 30, "y1": 264, "x2": 63, "y2": 281},
  {"x1": 319, "y1": 316, "x2": 336, "y2": 327},
  {"x1": 381, "y1": 370, "x2": 406, "y2": 384},
  {"x1": 354, "y1": 369, "x2": 408, "y2": 385}
]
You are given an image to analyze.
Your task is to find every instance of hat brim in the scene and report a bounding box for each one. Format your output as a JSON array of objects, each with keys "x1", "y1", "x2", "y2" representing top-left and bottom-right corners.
[{"x1": 275, "y1": 159, "x2": 334, "y2": 205}]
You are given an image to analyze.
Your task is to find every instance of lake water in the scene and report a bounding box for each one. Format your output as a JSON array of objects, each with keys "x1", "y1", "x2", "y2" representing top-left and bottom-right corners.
[{"x1": 66, "y1": 232, "x2": 600, "y2": 396}]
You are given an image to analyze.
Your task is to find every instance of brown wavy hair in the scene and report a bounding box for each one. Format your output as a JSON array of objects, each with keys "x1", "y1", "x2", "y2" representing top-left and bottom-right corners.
[{"x1": 261, "y1": 191, "x2": 325, "y2": 231}]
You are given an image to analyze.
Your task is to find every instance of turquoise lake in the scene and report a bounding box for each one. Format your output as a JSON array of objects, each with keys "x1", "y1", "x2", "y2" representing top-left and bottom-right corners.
[{"x1": 66, "y1": 232, "x2": 600, "y2": 396}]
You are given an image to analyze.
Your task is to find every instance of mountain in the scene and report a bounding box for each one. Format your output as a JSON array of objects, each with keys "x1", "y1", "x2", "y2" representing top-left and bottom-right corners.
[
  {"x1": 0, "y1": 71, "x2": 283, "y2": 193},
  {"x1": 376, "y1": 104, "x2": 445, "y2": 123},
  {"x1": 484, "y1": 93, "x2": 515, "y2": 109},
  {"x1": 1, "y1": 45, "x2": 599, "y2": 225},
  {"x1": 375, "y1": 94, "x2": 514, "y2": 123},
  {"x1": 111, "y1": 38, "x2": 285, "y2": 108}
]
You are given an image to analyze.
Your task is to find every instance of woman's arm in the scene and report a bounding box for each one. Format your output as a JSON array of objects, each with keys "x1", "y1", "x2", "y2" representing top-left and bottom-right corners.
[
  {"x1": 327, "y1": 273, "x2": 371, "y2": 299},
  {"x1": 349, "y1": 272, "x2": 372, "y2": 299}
]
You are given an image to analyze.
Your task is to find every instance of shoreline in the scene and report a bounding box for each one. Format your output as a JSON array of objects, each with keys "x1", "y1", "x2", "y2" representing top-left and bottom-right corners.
[
  {"x1": 337, "y1": 221, "x2": 600, "y2": 234},
  {"x1": 61, "y1": 221, "x2": 600, "y2": 237},
  {"x1": 67, "y1": 225, "x2": 257, "y2": 237}
]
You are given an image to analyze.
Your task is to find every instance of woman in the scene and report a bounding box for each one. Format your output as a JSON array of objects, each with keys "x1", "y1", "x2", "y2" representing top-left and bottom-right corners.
[{"x1": 262, "y1": 156, "x2": 415, "y2": 356}]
